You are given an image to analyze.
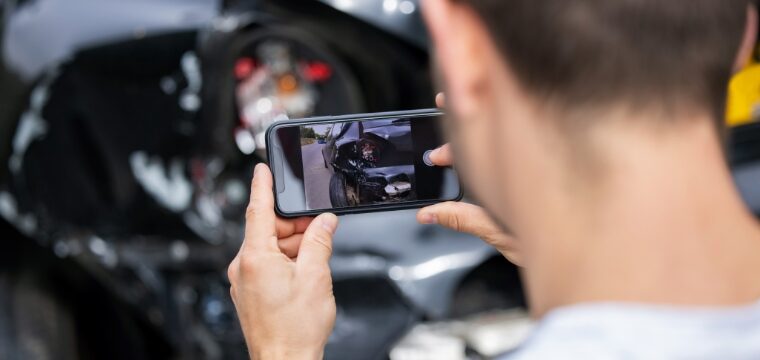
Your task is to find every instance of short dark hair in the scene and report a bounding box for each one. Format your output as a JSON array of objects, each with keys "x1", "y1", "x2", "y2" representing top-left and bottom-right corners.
[{"x1": 456, "y1": 0, "x2": 748, "y2": 122}]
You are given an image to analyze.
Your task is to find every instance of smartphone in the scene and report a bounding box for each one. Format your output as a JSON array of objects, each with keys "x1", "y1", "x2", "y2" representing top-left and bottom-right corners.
[{"x1": 266, "y1": 109, "x2": 463, "y2": 217}]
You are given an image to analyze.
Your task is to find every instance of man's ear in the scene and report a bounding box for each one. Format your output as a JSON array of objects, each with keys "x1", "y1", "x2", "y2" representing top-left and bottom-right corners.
[
  {"x1": 422, "y1": 0, "x2": 492, "y2": 117},
  {"x1": 735, "y1": 3, "x2": 758, "y2": 72}
]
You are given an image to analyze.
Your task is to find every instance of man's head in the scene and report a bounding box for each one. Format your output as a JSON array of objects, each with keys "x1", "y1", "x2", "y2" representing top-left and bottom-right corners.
[{"x1": 423, "y1": 0, "x2": 755, "y2": 239}]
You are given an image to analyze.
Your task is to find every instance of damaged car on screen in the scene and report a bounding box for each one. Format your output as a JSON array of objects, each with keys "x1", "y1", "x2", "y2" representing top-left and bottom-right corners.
[{"x1": 322, "y1": 119, "x2": 416, "y2": 207}]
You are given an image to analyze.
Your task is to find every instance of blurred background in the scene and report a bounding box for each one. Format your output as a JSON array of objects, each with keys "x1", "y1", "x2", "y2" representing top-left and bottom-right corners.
[{"x1": 0, "y1": 0, "x2": 758, "y2": 359}]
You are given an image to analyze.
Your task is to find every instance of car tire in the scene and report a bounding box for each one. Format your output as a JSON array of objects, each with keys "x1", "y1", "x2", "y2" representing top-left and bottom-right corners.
[
  {"x1": 0, "y1": 271, "x2": 79, "y2": 360},
  {"x1": 329, "y1": 173, "x2": 351, "y2": 208}
]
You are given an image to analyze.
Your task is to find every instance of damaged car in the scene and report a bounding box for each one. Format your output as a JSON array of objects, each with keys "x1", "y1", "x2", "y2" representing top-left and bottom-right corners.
[
  {"x1": 2, "y1": 0, "x2": 759, "y2": 359},
  {"x1": 322, "y1": 119, "x2": 416, "y2": 207},
  {"x1": 0, "y1": 1, "x2": 535, "y2": 359}
]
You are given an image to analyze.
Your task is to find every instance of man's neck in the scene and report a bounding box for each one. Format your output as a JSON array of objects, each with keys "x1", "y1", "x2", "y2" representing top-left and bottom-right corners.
[{"x1": 524, "y1": 113, "x2": 760, "y2": 317}]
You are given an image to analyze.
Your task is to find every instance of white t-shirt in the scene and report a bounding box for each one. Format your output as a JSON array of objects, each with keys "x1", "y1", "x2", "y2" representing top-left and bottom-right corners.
[{"x1": 504, "y1": 300, "x2": 760, "y2": 360}]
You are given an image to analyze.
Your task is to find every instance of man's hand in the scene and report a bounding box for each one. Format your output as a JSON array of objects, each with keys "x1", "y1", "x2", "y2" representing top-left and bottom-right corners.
[
  {"x1": 228, "y1": 164, "x2": 337, "y2": 360},
  {"x1": 417, "y1": 94, "x2": 523, "y2": 266},
  {"x1": 416, "y1": 146, "x2": 523, "y2": 266}
]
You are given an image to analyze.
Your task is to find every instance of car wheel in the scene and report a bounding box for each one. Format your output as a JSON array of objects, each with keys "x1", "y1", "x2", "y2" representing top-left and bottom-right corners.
[
  {"x1": 0, "y1": 271, "x2": 79, "y2": 360},
  {"x1": 329, "y1": 173, "x2": 349, "y2": 208},
  {"x1": 330, "y1": 172, "x2": 360, "y2": 208}
]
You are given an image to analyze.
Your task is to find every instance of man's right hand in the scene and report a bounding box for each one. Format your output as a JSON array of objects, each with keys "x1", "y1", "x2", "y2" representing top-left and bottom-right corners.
[
  {"x1": 416, "y1": 94, "x2": 523, "y2": 266},
  {"x1": 416, "y1": 144, "x2": 523, "y2": 266}
]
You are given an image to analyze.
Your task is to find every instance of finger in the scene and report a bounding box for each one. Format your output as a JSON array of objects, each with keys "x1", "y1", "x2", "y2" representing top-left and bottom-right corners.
[
  {"x1": 418, "y1": 203, "x2": 523, "y2": 266},
  {"x1": 296, "y1": 213, "x2": 338, "y2": 271},
  {"x1": 229, "y1": 286, "x2": 237, "y2": 308},
  {"x1": 227, "y1": 254, "x2": 240, "y2": 284},
  {"x1": 417, "y1": 201, "x2": 498, "y2": 237},
  {"x1": 276, "y1": 217, "x2": 314, "y2": 238},
  {"x1": 429, "y1": 143, "x2": 453, "y2": 167},
  {"x1": 278, "y1": 234, "x2": 303, "y2": 259},
  {"x1": 243, "y1": 164, "x2": 278, "y2": 252},
  {"x1": 435, "y1": 93, "x2": 446, "y2": 108}
]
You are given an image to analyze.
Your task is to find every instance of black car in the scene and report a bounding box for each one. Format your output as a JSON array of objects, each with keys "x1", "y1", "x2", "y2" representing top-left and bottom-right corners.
[
  {"x1": 322, "y1": 119, "x2": 416, "y2": 207},
  {"x1": 3, "y1": 0, "x2": 759, "y2": 359}
]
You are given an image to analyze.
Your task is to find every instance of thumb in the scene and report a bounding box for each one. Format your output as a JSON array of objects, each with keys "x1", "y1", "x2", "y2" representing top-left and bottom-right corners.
[
  {"x1": 429, "y1": 143, "x2": 453, "y2": 167},
  {"x1": 296, "y1": 213, "x2": 338, "y2": 270},
  {"x1": 418, "y1": 202, "x2": 523, "y2": 266},
  {"x1": 417, "y1": 201, "x2": 494, "y2": 237},
  {"x1": 435, "y1": 93, "x2": 446, "y2": 108}
]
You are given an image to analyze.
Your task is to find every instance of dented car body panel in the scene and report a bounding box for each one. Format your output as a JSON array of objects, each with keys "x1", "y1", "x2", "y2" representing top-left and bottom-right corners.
[{"x1": 362, "y1": 165, "x2": 415, "y2": 199}]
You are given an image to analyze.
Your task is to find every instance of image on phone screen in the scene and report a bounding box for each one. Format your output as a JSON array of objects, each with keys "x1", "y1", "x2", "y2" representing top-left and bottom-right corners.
[
  {"x1": 269, "y1": 112, "x2": 461, "y2": 215},
  {"x1": 301, "y1": 118, "x2": 416, "y2": 209}
]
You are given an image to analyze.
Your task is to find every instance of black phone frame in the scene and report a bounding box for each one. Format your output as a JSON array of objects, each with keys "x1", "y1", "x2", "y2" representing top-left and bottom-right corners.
[{"x1": 265, "y1": 108, "x2": 464, "y2": 217}]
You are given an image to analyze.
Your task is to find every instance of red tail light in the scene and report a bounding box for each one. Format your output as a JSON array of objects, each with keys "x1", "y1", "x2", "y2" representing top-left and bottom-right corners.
[
  {"x1": 302, "y1": 61, "x2": 332, "y2": 82},
  {"x1": 234, "y1": 58, "x2": 256, "y2": 80}
]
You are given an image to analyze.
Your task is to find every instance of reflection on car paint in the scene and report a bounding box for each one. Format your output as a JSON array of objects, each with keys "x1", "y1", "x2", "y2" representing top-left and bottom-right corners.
[{"x1": 9, "y1": 69, "x2": 58, "y2": 174}]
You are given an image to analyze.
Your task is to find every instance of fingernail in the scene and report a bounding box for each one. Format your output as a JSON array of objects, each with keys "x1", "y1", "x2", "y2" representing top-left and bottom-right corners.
[
  {"x1": 320, "y1": 213, "x2": 338, "y2": 234},
  {"x1": 430, "y1": 146, "x2": 442, "y2": 158},
  {"x1": 420, "y1": 213, "x2": 438, "y2": 224},
  {"x1": 253, "y1": 163, "x2": 262, "y2": 177}
]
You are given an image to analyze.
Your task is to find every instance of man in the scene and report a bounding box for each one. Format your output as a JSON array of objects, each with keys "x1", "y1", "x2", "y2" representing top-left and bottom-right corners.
[{"x1": 227, "y1": 0, "x2": 760, "y2": 358}]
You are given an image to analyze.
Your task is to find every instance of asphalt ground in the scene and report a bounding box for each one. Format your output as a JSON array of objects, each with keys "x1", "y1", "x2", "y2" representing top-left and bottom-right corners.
[{"x1": 302, "y1": 143, "x2": 333, "y2": 209}]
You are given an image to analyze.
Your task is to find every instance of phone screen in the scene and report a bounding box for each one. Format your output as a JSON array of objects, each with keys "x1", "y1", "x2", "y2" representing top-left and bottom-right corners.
[{"x1": 269, "y1": 112, "x2": 461, "y2": 215}]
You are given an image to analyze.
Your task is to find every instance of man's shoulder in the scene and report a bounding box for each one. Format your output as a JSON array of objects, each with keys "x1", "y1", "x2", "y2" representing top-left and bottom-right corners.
[
  {"x1": 505, "y1": 334, "x2": 621, "y2": 360},
  {"x1": 501, "y1": 301, "x2": 760, "y2": 360}
]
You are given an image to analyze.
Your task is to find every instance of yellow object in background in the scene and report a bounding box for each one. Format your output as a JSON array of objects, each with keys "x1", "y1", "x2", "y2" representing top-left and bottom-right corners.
[{"x1": 727, "y1": 61, "x2": 760, "y2": 127}]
